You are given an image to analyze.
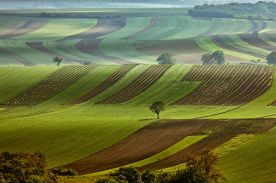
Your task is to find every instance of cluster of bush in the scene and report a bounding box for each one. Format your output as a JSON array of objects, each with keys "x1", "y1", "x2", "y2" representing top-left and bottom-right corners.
[
  {"x1": 96, "y1": 152, "x2": 225, "y2": 183},
  {"x1": 0, "y1": 152, "x2": 76, "y2": 183},
  {"x1": 201, "y1": 50, "x2": 225, "y2": 65}
]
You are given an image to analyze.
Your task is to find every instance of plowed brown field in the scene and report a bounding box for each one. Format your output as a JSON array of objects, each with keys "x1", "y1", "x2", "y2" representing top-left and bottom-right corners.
[
  {"x1": 63, "y1": 118, "x2": 276, "y2": 174},
  {"x1": 175, "y1": 65, "x2": 273, "y2": 106}
]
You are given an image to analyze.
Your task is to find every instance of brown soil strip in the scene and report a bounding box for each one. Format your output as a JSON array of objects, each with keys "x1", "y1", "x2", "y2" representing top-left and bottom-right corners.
[
  {"x1": 0, "y1": 20, "x2": 47, "y2": 39},
  {"x1": 2, "y1": 66, "x2": 95, "y2": 106},
  {"x1": 175, "y1": 65, "x2": 274, "y2": 106},
  {"x1": 26, "y1": 42, "x2": 85, "y2": 64},
  {"x1": 141, "y1": 118, "x2": 276, "y2": 170},
  {"x1": 72, "y1": 64, "x2": 137, "y2": 104},
  {"x1": 63, "y1": 120, "x2": 209, "y2": 174},
  {"x1": 98, "y1": 65, "x2": 171, "y2": 104},
  {"x1": 123, "y1": 17, "x2": 158, "y2": 40},
  {"x1": 63, "y1": 118, "x2": 276, "y2": 174},
  {"x1": 0, "y1": 47, "x2": 32, "y2": 66},
  {"x1": 72, "y1": 18, "x2": 131, "y2": 64},
  {"x1": 239, "y1": 34, "x2": 276, "y2": 51},
  {"x1": 211, "y1": 35, "x2": 265, "y2": 58}
]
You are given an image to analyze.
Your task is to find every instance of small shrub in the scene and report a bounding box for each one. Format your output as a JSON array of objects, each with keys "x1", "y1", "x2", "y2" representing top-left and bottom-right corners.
[
  {"x1": 51, "y1": 167, "x2": 77, "y2": 176},
  {"x1": 110, "y1": 167, "x2": 141, "y2": 183}
]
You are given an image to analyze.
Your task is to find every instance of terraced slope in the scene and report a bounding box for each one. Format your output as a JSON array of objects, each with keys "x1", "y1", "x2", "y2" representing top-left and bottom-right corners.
[
  {"x1": 175, "y1": 65, "x2": 274, "y2": 106},
  {"x1": 3, "y1": 66, "x2": 94, "y2": 105},
  {"x1": 98, "y1": 65, "x2": 171, "y2": 104},
  {"x1": 73, "y1": 64, "x2": 137, "y2": 104},
  {"x1": 64, "y1": 118, "x2": 276, "y2": 174}
]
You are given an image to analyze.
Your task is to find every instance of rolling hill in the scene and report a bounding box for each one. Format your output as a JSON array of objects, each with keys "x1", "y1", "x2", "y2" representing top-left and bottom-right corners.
[{"x1": 1, "y1": 64, "x2": 276, "y2": 183}]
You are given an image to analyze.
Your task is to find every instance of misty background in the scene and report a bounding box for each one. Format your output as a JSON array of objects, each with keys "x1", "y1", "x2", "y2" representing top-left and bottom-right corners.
[{"x1": 1, "y1": 0, "x2": 276, "y2": 9}]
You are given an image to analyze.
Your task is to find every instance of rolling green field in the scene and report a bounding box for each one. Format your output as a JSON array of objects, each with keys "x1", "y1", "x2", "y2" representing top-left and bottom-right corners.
[
  {"x1": 1, "y1": 9, "x2": 276, "y2": 65},
  {"x1": 1, "y1": 7, "x2": 276, "y2": 183},
  {"x1": 0, "y1": 64, "x2": 276, "y2": 183}
]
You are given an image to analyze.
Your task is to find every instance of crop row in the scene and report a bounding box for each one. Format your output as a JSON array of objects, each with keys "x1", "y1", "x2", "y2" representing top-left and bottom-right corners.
[
  {"x1": 98, "y1": 65, "x2": 171, "y2": 104},
  {"x1": 175, "y1": 65, "x2": 274, "y2": 106},
  {"x1": 3, "y1": 66, "x2": 94, "y2": 105},
  {"x1": 73, "y1": 64, "x2": 137, "y2": 104}
]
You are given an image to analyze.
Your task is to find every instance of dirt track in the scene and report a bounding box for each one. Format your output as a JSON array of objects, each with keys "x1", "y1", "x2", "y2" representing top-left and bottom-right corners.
[{"x1": 63, "y1": 118, "x2": 276, "y2": 174}]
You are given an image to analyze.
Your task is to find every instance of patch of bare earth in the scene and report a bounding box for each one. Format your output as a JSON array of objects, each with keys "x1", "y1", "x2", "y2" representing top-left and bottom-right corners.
[{"x1": 63, "y1": 118, "x2": 276, "y2": 174}]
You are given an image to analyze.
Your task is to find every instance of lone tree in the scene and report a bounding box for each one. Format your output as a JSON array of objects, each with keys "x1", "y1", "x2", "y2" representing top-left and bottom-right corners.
[
  {"x1": 202, "y1": 50, "x2": 225, "y2": 65},
  {"x1": 53, "y1": 56, "x2": 63, "y2": 66},
  {"x1": 267, "y1": 51, "x2": 276, "y2": 65},
  {"x1": 149, "y1": 101, "x2": 165, "y2": 119},
  {"x1": 157, "y1": 53, "x2": 175, "y2": 64}
]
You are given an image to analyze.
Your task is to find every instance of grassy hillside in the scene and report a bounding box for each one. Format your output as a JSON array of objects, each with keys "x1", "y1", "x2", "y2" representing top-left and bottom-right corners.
[
  {"x1": 1, "y1": 11, "x2": 276, "y2": 65},
  {"x1": 0, "y1": 65, "x2": 276, "y2": 183}
]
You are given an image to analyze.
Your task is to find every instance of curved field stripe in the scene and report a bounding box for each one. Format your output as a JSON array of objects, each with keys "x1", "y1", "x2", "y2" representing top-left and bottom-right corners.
[
  {"x1": 175, "y1": 65, "x2": 273, "y2": 106},
  {"x1": 223, "y1": 35, "x2": 269, "y2": 56},
  {"x1": 17, "y1": 19, "x2": 95, "y2": 41},
  {"x1": 239, "y1": 34, "x2": 276, "y2": 51},
  {"x1": 75, "y1": 18, "x2": 129, "y2": 64},
  {"x1": 0, "y1": 20, "x2": 47, "y2": 39},
  {"x1": 63, "y1": 120, "x2": 209, "y2": 174},
  {"x1": 86, "y1": 65, "x2": 151, "y2": 104},
  {"x1": 26, "y1": 41, "x2": 83, "y2": 64},
  {"x1": 98, "y1": 65, "x2": 171, "y2": 104},
  {"x1": 44, "y1": 65, "x2": 121, "y2": 105},
  {"x1": 125, "y1": 65, "x2": 200, "y2": 105},
  {"x1": 195, "y1": 36, "x2": 258, "y2": 61},
  {"x1": 99, "y1": 17, "x2": 155, "y2": 64},
  {"x1": 0, "y1": 66, "x2": 58, "y2": 103},
  {"x1": 0, "y1": 47, "x2": 31, "y2": 65},
  {"x1": 123, "y1": 17, "x2": 157, "y2": 40},
  {"x1": 73, "y1": 64, "x2": 137, "y2": 104},
  {"x1": 142, "y1": 118, "x2": 276, "y2": 170},
  {"x1": 91, "y1": 135, "x2": 207, "y2": 175},
  {"x1": 64, "y1": 118, "x2": 276, "y2": 174},
  {"x1": 211, "y1": 35, "x2": 265, "y2": 59},
  {"x1": 165, "y1": 17, "x2": 211, "y2": 40},
  {"x1": 3, "y1": 66, "x2": 94, "y2": 106},
  {"x1": 47, "y1": 40, "x2": 112, "y2": 65}
]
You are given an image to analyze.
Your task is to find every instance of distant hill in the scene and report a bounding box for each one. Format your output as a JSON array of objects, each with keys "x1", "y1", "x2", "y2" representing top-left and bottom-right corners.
[{"x1": 1, "y1": 0, "x2": 276, "y2": 9}]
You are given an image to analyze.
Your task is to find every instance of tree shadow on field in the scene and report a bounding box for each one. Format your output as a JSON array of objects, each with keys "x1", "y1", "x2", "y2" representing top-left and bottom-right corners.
[{"x1": 139, "y1": 118, "x2": 156, "y2": 121}]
